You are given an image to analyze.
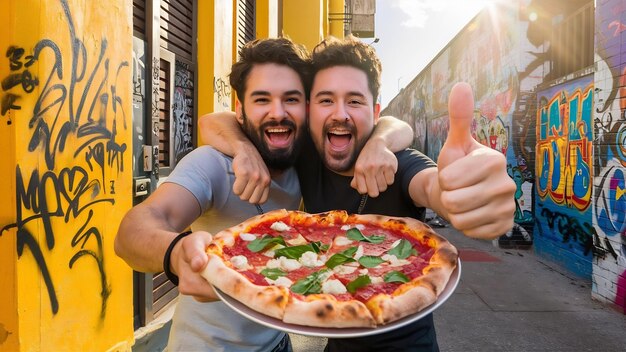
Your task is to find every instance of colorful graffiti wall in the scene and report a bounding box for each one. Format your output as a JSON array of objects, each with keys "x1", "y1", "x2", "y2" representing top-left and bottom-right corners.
[
  {"x1": 0, "y1": 0, "x2": 134, "y2": 350},
  {"x1": 592, "y1": 0, "x2": 626, "y2": 313},
  {"x1": 381, "y1": 0, "x2": 618, "y2": 286},
  {"x1": 382, "y1": 1, "x2": 540, "y2": 247},
  {"x1": 534, "y1": 75, "x2": 594, "y2": 277}
]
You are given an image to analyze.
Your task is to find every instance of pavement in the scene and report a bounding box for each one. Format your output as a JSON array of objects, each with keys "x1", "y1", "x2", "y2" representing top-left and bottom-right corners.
[{"x1": 289, "y1": 223, "x2": 626, "y2": 352}]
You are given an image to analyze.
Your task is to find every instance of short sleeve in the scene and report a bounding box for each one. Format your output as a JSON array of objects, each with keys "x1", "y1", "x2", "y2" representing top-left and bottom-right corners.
[
  {"x1": 396, "y1": 149, "x2": 437, "y2": 197},
  {"x1": 164, "y1": 146, "x2": 232, "y2": 213}
]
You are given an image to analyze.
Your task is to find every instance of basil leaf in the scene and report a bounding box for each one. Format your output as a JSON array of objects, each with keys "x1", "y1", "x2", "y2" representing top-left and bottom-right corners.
[
  {"x1": 274, "y1": 240, "x2": 329, "y2": 259},
  {"x1": 346, "y1": 228, "x2": 385, "y2": 244},
  {"x1": 260, "y1": 268, "x2": 287, "y2": 280},
  {"x1": 290, "y1": 269, "x2": 329, "y2": 295},
  {"x1": 247, "y1": 235, "x2": 286, "y2": 253},
  {"x1": 310, "y1": 241, "x2": 329, "y2": 253},
  {"x1": 346, "y1": 275, "x2": 372, "y2": 293},
  {"x1": 358, "y1": 255, "x2": 385, "y2": 268},
  {"x1": 274, "y1": 245, "x2": 312, "y2": 259},
  {"x1": 325, "y1": 253, "x2": 356, "y2": 269},
  {"x1": 325, "y1": 247, "x2": 358, "y2": 269},
  {"x1": 387, "y1": 239, "x2": 414, "y2": 259},
  {"x1": 384, "y1": 271, "x2": 410, "y2": 283}
]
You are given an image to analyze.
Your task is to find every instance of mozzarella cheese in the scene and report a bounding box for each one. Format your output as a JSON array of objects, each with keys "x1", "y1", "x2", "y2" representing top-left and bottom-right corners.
[
  {"x1": 340, "y1": 224, "x2": 365, "y2": 231},
  {"x1": 322, "y1": 279, "x2": 347, "y2": 295},
  {"x1": 391, "y1": 239, "x2": 402, "y2": 248},
  {"x1": 299, "y1": 251, "x2": 323, "y2": 267},
  {"x1": 263, "y1": 244, "x2": 285, "y2": 258},
  {"x1": 265, "y1": 276, "x2": 294, "y2": 287},
  {"x1": 354, "y1": 245, "x2": 364, "y2": 260},
  {"x1": 381, "y1": 254, "x2": 410, "y2": 267},
  {"x1": 286, "y1": 234, "x2": 308, "y2": 246},
  {"x1": 370, "y1": 276, "x2": 384, "y2": 284},
  {"x1": 334, "y1": 236, "x2": 354, "y2": 246},
  {"x1": 230, "y1": 255, "x2": 250, "y2": 270},
  {"x1": 267, "y1": 256, "x2": 302, "y2": 271},
  {"x1": 239, "y1": 233, "x2": 257, "y2": 241},
  {"x1": 333, "y1": 264, "x2": 358, "y2": 275},
  {"x1": 270, "y1": 221, "x2": 290, "y2": 232},
  {"x1": 359, "y1": 268, "x2": 369, "y2": 275}
]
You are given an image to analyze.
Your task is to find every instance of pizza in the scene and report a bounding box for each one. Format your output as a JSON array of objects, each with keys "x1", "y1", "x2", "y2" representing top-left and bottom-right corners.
[{"x1": 200, "y1": 209, "x2": 458, "y2": 328}]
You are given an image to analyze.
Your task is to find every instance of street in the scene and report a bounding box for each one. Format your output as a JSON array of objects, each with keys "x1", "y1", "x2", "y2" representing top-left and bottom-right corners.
[{"x1": 290, "y1": 225, "x2": 626, "y2": 351}]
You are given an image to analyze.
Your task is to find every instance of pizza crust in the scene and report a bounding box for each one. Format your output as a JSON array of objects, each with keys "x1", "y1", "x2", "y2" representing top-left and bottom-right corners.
[
  {"x1": 201, "y1": 254, "x2": 289, "y2": 320},
  {"x1": 283, "y1": 294, "x2": 376, "y2": 328}
]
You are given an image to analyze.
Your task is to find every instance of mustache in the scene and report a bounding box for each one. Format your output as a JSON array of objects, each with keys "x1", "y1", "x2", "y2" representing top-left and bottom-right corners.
[
  {"x1": 322, "y1": 121, "x2": 355, "y2": 135},
  {"x1": 261, "y1": 120, "x2": 297, "y2": 131}
]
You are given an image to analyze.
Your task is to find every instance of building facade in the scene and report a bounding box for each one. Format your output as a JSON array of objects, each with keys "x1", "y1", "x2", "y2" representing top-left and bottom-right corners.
[
  {"x1": 382, "y1": 0, "x2": 625, "y2": 314},
  {"x1": 0, "y1": 0, "x2": 376, "y2": 350}
]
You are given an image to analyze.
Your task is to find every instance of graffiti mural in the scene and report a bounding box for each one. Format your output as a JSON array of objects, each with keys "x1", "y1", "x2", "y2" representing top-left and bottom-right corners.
[
  {"x1": 174, "y1": 60, "x2": 193, "y2": 162},
  {"x1": 213, "y1": 75, "x2": 231, "y2": 110},
  {"x1": 0, "y1": 1, "x2": 132, "y2": 344},
  {"x1": 426, "y1": 116, "x2": 449, "y2": 162},
  {"x1": 534, "y1": 75, "x2": 594, "y2": 277},
  {"x1": 592, "y1": 0, "x2": 626, "y2": 312}
]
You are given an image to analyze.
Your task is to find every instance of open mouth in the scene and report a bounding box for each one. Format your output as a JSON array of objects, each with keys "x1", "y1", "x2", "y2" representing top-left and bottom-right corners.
[
  {"x1": 265, "y1": 127, "x2": 293, "y2": 149},
  {"x1": 327, "y1": 128, "x2": 352, "y2": 151}
]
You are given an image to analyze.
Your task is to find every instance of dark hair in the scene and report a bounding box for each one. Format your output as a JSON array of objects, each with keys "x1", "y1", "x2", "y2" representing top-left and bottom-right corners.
[
  {"x1": 229, "y1": 38, "x2": 311, "y2": 102},
  {"x1": 311, "y1": 35, "x2": 381, "y2": 102}
]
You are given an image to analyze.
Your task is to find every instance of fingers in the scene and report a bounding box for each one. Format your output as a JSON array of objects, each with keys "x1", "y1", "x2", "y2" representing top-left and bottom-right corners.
[
  {"x1": 437, "y1": 150, "x2": 517, "y2": 240},
  {"x1": 232, "y1": 154, "x2": 271, "y2": 204},
  {"x1": 174, "y1": 231, "x2": 219, "y2": 301},
  {"x1": 351, "y1": 168, "x2": 393, "y2": 197},
  {"x1": 352, "y1": 146, "x2": 398, "y2": 197},
  {"x1": 439, "y1": 147, "x2": 506, "y2": 191},
  {"x1": 180, "y1": 231, "x2": 212, "y2": 272}
]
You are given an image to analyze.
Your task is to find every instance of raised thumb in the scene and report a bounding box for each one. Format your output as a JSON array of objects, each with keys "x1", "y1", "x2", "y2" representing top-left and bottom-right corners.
[
  {"x1": 446, "y1": 82, "x2": 475, "y2": 147},
  {"x1": 438, "y1": 82, "x2": 477, "y2": 170}
]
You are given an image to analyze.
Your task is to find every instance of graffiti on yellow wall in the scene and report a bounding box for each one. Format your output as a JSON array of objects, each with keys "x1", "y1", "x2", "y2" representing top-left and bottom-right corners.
[{"x1": 0, "y1": 0, "x2": 133, "y2": 349}]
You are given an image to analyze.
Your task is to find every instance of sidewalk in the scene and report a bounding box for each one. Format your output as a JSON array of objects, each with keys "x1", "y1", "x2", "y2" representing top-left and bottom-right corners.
[{"x1": 290, "y1": 225, "x2": 626, "y2": 352}]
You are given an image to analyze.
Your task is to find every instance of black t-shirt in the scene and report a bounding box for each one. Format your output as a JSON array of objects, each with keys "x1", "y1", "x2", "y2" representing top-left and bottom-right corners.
[
  {"x1": 296, "y1": 135, "x2": 436, "y2": 219},
  {"x1": 295, "y1": 135, "x2": 440, "y2": 351}
]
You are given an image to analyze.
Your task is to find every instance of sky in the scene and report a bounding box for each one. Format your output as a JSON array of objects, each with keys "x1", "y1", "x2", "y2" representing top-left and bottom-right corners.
[{"x1": 369, "y1": 0, "x2": 493, "y2": 108}]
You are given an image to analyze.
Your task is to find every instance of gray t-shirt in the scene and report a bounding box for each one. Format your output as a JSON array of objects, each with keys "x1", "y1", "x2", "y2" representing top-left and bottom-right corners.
[{"x1": 165, "y1": 146, "x2": 301, "y2": 351}]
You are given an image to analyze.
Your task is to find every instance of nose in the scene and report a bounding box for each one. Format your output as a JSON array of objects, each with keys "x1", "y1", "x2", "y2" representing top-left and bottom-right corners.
[
  {"x1": 268, "y1": 99, "x2": 286, "y2": 120},
  {"x1": 331, "y1": 101, "x2": 349, "y2": 122}
]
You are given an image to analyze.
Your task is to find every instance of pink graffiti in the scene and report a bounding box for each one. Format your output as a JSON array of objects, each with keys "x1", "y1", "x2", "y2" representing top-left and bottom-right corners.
[
  {"x1": 617, "y1": 270, "x2": 626, "y2": 313},
  {"x1": 609, "y1": 20, "x2": 626, "y2": 37}
]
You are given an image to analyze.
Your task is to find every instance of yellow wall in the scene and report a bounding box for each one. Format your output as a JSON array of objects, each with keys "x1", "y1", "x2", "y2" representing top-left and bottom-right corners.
[
  {"x1": 0, "y1": 0, "x2": 134, "y2": 350},
  {"x1": 329, "y1": 0, "x2": 345, "y2": 38},
  {"x1": 197, "y1": 0, "x2": 215, "y2": 121},
  {"x1": 256, "y1": 0, "x2": 280, "y2": 39},
  {"x1": 283, "y1": 0, "x2": 325, "y2": 50}
]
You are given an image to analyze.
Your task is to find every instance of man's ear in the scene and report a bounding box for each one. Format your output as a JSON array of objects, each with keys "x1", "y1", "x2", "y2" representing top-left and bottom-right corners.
[
  {"x1": 373, "y1": 103, "x2": 381, "y2": 124},
  {"x1": 235, "y1": 99, "x2": 244, "y2": 124}
]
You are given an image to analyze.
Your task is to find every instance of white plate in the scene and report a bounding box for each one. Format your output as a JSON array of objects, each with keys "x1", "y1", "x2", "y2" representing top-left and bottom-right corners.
[{"x1": 214, "y1": 258, "x2": 461, "y2": 338}]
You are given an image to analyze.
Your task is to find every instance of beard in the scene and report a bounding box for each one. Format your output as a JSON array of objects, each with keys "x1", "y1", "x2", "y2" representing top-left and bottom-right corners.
[
  {"x1": 316, "y1": 120, "x2": 369, "y2": 173},
  {"x1": 241, "y1": 109, "x2": 302, "y2": 171}
]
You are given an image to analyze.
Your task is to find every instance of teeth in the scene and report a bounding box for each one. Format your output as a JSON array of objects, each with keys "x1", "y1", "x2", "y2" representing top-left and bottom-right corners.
[
  {"x1": 329, "y1": 129, "x2": 350, "y2": 135},
  {"x1": 267, "y1": 128, "x2": 289, "y2": 133}
]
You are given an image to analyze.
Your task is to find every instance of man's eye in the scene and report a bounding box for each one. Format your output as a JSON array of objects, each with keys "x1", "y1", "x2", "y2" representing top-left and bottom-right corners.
[
  {"x1": 285, "y1": 97, "x2": 301, "y2": 103},
  {"x1": 254, "y1": 98, "x2": 270, "y2": 104},
  {"x1": 349, "y1": 99, "x2": 364, "y2": 105},
  {"x1": 319, "y1": 98, "x2": 333, "y2": 104}
]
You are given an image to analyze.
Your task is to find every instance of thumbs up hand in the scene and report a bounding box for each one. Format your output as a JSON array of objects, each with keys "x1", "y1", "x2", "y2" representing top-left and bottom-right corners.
[{"x1": 436, "y1": 83, "x2": 516, "y2": 239}]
